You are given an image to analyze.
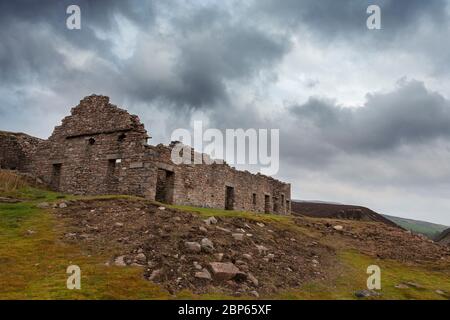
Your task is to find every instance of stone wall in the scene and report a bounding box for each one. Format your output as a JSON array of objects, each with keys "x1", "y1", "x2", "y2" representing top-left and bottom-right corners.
[
  {"x1": 27, "y1": 95, "x2": 291, "y2": 214},
  {"x1": 0, "y1": 131, "x2": 41, "y2": 171}
]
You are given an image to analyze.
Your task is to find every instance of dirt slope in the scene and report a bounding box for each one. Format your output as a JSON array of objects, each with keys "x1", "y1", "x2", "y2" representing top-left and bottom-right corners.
[
  {"x1": 292, "y1": 201, "x2": 399, "y2": 228},
  {"x1": 53, "y1": 198, "x2": 450, "y2": 297}
]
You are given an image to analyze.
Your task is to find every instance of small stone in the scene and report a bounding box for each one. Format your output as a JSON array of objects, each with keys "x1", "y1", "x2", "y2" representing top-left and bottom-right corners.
[
  {"x1": 199, "y1": 226, "x2": 208, "y2": 233},
  {"x1": 216, "y1": 226, "x2": 231, "y2": 233},
  {"x1": 214, "y1": 253, "x2": 224, "y2": 261},
  {"x1": 246, "y1": 233, "x2": 253, "y2": 237},
  {"x1": 158, "y1": 206, "x2": 166, "y2": 210},
  {"x1": 354, "y1": 290, "x2": 381, "y2": 298},
  {"x1": 266, "y1": 253, "x2": 275, "y2": 260},
  {"x1": 247, "y1": 273, "x2": 259, "y2": 286},
  {"x1": 115, "y1": 222, "x2": 124, "y2": 227},
  {"x1": 149, "y1": 269, "x2": 163, "y2": 281},
  {"x1": 193, "y1": 262, "x2": 203, "y2": 270},
  {"x1": 256, "y1": 222, "x2": 265, "y2": 228},
  {"x1": 242, "y1": 254, "x2": 253, "y2": 261},
  {"x1": 58, "y1": 202, "x2": 68, "y2": 208},
  {"x1": 395, "y1": 283, "x2": 409, "y2": 289},
  {"x1": 174, "y1": 216, "x2": 181, "y2": 222},
  {"x1": 312, "y1": 259, "x2": 319, "y2": 265},
  {"x1": 232, "y1": 233, "x2": 244, "y2": 241},
  {"x1": 250, "y1": 290, "x2": 259, "y2": 298},
  {"x1": 135, "y1": 253, "x2": 147, "y2": 264},
  {"x1": 200, "y1": 238, "x2": 214, "y2": 252},
  {"x1": 333, "y1": 225, "x2": 344, "y2": 231},
  {"x1": 405, "y1": 281, "x2": 424, "y2": 289},
  {"x1": 185, "y1": 241, "x2": 201, "y2": 253},
  {"x1": 195, "y1": 268, "x2": 212, "y2": 280},
  {"x1": 255, "y1": 245, "x2": 268, "y2": 255},
  {"x1": 26, "y1": 229, "x2": 36, "y2": 235},
  {"x1": 114, "y1": 256, "x2": 127, "y2": 267},
  {"x1": 204, "y1": 216, "x2": 218, "y2": 225},
  {"x1": 436, "y1": 290, "x2": 446, "y2": 296},
  {"x1": 209, "y1": 262, "x2": 241, "y2": 281}
]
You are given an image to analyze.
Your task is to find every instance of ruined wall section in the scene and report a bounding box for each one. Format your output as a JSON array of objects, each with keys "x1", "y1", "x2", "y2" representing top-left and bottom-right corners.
[
  {"x1": 0, "y1": 131, "x2": 42, "y2": 172},
  {"x1": 146, "y1": 142, "x2": 291, "y2": 214},
  {"x1": 32, "y1": 95, "x2": 157, "y2": 197}
]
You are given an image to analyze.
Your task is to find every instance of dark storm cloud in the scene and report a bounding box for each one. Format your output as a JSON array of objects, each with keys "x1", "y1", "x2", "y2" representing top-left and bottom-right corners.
[
  {"x1": 257, "y1": 0, "x2": 448, "y2": 41},
  {"x1": 0, "y1": 0, "x2": 289, "y2": 111}
]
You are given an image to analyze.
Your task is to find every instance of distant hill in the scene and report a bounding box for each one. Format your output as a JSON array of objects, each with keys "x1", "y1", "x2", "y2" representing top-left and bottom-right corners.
[
  {"x1": 435, "y1": 228, "x2": 450, "y2": 245},
  {"x1": 291, "y1": 201, "x2": 399, "y2": 228},
  {"x1": 382, "y1": 215, "x2": 448, "y2": 239}
]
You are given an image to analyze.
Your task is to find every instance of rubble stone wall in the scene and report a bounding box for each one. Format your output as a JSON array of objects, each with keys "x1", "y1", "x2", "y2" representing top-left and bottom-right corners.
[{"x1": 0, "y1": 131, "x2": 41, "y2": 171}]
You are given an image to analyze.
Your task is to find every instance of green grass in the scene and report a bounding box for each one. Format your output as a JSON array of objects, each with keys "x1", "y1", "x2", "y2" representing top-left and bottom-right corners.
[{"x1": 275, "y1": 250, "x2": 450, "y2": 300}]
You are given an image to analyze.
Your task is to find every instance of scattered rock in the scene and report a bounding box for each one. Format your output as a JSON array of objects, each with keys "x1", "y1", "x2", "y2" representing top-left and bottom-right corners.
[
  {"x1": 149, "y1": 269, "x2": 163, "y2": 281},
  {"x1": 114, "y1": 222, "x2": 124, "y2": 227},
  {"x1": 204, "y1": 216, "x2": 218, "y2": 225},
  {"x1": 242, "y1": 254, "x2": 253, "y2": 261},
  {"x1": 174, "y1": 216, "x2": 181, "y2": 222},
  {"x1": 135, "y1": 253, "x2": 147, "y2": 264},
  {"x1": 216, "y1": 226, "x2": 231, "y2": 233},
  {"x1": 405, "y1": 281, "x2": 424, "y2": 289},
  {"x1": 195, "y1": 268, "x2": 212, "y2": 280},
  {"x1": 26, "y1": 229, "x2": 36, "y2": 235},
  {"x1": 395, "y1": 283, "x2": 409, "y2": 289},
  {"x1": 209, "y1": 262, "x2": 241, "y2": 281},
  {"x1": 250, "y1": 290, "x2": 259, "y2": 298},
  {"x1": 214, "y1": 253, "x2": 224, "y2": 261},
  {"x1": 435, "y1": 290, "x2": 446, "y2": 296},
  {"x1": 354, "y1": 290, "x2": 381, "y2": 298},
  {"x1": 193, "y1": 261, "x2": 203, "y2": 270},
  {"x1": 266, "y1": 253, "x2": 275, "y2": 260},
  {"x1": 185, "y1": 241, "x2": 201, "y2": 253},
  {"x1": 200, "y1": 238, "x2": 214, "y2": 252},
  {"x1": 158, "y1": 206, "x2": 166, "y2": 211},
  {"x1": 255, "y1": 244, "x2": 268, "y2": 255},
  {"x1": 256, "y1": 222, "x2": 265, "y2": 228},
  {"x1": 114, "y1": 255, "x2": 127, "y2": 267},
  {"x1": 199, "y1": 226, "x2": 208, "y2": 233},
  {"x1": 247, "y1": 273, "x2": 259, "y2": 286},
  {"x1": 333, "y1": 225, "x2": 344, "y2": 231},
  {"x1": 59, "y1": 202, "x2": 68, "y2": 208},
  {"x1": 232, "y1": 233, "x2": 244, "y2": 241}
]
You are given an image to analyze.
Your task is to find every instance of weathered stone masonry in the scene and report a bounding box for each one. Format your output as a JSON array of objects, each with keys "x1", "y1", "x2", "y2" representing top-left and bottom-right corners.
[{"x1": 0, "y1": 95, "x2": 291, "y2": 214}]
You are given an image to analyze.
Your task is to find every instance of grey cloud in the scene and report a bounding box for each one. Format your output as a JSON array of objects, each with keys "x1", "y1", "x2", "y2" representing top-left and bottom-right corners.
[
  {"x1": 256, "y1": 0, "x2": 448, "y2": 41},
  {"x1": 289, "y1": 80, "x2": 450, "y2": 154}
]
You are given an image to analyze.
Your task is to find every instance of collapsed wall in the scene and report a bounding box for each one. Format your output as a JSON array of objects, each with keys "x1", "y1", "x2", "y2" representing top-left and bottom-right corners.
[{"x1": 0, "y1": 131, "x2": 42, "y2": 172}]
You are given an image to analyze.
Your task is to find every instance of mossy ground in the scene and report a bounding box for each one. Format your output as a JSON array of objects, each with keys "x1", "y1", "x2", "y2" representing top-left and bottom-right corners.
[{"x1": 0, "y1": 187, "x2": 448, "y2": 300}]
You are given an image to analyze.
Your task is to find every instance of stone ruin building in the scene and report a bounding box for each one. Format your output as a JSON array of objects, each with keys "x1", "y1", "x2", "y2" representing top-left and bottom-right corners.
[{"x1": 0, "y1": 95, "x2": 291, "y2": 214}]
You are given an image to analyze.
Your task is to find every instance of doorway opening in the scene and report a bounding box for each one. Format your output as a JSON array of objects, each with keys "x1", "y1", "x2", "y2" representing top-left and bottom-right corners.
[
  {"x1": 225, "y1": 186, "x2": 235, "y2": 210},
  {"x1": 51, "y1": 163, "x2": 62, "y2": 190},
  {"x1": 155, "y1": 169, "x2": 175, "y2": 204},
  {"x1": 264, "y1": 195, "x2": 270, "y2": 213}
]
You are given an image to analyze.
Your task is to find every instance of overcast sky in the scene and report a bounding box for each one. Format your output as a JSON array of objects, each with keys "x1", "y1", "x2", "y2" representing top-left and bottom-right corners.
[{"x1": 1, "y1": 0, "x2": 450, "y2": 225}]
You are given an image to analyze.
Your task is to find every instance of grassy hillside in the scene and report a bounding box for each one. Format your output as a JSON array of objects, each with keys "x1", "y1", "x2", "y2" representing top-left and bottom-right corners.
[
  {"x1": 1, "y1": 171, "x2": 449, "y2": 300},
  {"x1": 383, "y1": 214, "x2": 448, "y2": 239}
]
